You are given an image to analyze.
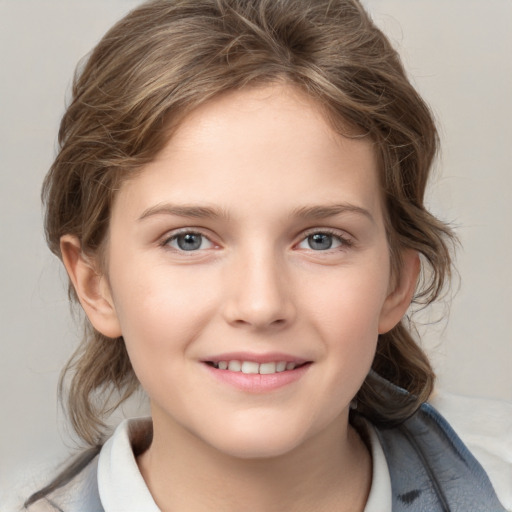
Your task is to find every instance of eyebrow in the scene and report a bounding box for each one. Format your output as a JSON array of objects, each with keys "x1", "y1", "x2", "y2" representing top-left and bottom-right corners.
[
  {"x1": 292, "y1": 204, "x2": 374, "y2": 223},
  {"x1": 138, "y1": 202, "x2": 373, "y2": 223},
  {"x1": 138, "y1": 203, "x2": 229, "y2": 221}
]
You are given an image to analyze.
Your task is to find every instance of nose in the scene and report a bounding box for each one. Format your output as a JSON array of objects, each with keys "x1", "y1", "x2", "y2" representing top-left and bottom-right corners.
[{"x1": 221, "y1": 247, "x2": 296, "y2": 330}]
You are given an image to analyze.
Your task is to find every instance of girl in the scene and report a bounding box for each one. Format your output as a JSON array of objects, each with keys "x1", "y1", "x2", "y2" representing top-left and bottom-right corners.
[{"x1": 24, "y1": 0, "x2": 506, "y2": 510}]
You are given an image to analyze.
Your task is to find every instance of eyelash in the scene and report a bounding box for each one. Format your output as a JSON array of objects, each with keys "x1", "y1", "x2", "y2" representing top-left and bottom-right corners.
[
  {"x1": 161, "y1": 229, "x2": 215, "y2": 253},
  {"x1": 160, "y1": 228, "x2": 354, "y2": 253},
  {"x1": 299, "y1": 228, "x2": 354, "y2": 252}
]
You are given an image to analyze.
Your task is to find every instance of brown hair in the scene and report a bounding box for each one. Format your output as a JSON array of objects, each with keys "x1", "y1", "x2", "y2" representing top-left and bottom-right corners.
[{"x1": 28, "y1": 0, "x2": 454, "y2": 505}]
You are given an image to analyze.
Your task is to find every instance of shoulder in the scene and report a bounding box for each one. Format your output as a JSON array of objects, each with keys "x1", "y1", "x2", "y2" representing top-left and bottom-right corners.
[
  {"x1": 25, "y1": 452, "x2": 102, "y2": 512},
  {"x1": 25, "y1": 417, "x2": 154, "y2": 512},
  {"x1": 429, "y1": 389, "x2": 512, "y2": 511},
  {"x1": 24, "y1": 501, "x2": 58, "y2": 512},
  {"x1": 372, "y1": 399, "x2": 509, "y2": 511}
]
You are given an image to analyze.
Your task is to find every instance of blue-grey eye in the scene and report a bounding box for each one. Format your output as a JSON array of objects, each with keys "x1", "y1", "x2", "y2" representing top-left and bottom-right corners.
[
  {"x1": 308, "y1": 233, "x2": 333, "y2": 250},
  {"x1": 297, "y1": 232, "x2": 344, "y2": 251},
  {"x1": 169, "y1": 232, "x2": 213, "y2": 251}
]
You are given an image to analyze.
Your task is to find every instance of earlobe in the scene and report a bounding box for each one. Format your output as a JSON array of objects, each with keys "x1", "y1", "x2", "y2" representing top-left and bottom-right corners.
[
  {"x1": 378, "y1": 250, "x2": 420, "y2": 334},
  {"x1": 60, "y1": 235, "x2": 122, "y2": 338}
]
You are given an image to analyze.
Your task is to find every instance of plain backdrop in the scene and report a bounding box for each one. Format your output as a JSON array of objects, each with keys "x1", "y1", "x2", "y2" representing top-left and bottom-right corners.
[{"x1": 1, "y1": 0, "x2": 511, "y2": 508}]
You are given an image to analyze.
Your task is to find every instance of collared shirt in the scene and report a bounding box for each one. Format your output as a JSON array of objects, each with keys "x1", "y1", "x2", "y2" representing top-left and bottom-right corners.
[
  {"x1": 25, "y1": 384, "x2": 508, "y2": 511},
  {"x1": 97, "y1": 417, "x2": 392, "y2": 511}
]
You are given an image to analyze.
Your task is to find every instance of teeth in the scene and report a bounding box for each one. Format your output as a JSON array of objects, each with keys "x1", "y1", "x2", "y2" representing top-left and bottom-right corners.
[
  {"x1": 276, "y1": 361, "x2": 287, "y2": 372},
  {"x1": 213, "y1": 360, "x2": 300, "y2": 374},
  {"x1": 259, "y1": 362, "x2": 276, "y2": 374},
  {"x1": 228, "y1": 360, "x2": 241, "y2": 372},
  {"x1": 241, "y1": 361, "x2": 259, "y2": 374}
]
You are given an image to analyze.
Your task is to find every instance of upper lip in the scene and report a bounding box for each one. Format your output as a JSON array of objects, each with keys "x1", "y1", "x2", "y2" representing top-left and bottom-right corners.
[{"x1": 202, "y1": 352, "x2": 310, "y2": 365}]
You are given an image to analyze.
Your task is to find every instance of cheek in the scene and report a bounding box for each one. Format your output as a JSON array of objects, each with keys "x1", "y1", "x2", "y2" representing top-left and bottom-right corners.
[
  {"x1": 108, "y1": 265, "x2": 218, "y2": 369},
  {"x1": 306, "y1": 265, "x2": 390, "y2": 337},
  {"x1": 303, "y1": 261, "x2": 390, "y2": 384}
]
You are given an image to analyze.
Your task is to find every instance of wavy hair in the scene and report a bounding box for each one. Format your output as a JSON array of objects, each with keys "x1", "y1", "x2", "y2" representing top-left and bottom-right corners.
[{"x1": 28, "y1": 0, "x2": 455, "y2": 506}]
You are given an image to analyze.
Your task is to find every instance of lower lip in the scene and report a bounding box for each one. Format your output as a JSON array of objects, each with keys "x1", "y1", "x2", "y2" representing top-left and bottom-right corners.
[{"x1": 202, "y1": 363, "x2": 311, "y2": 393}]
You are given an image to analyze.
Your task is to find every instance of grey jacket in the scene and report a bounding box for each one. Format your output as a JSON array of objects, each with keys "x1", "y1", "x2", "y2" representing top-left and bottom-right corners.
[
  {"x1": 26, "y1": 395, "x2": 506, "y2": 511},
  {"x1": 373, "y1": 401, "x2": 506, "y2": 510}
]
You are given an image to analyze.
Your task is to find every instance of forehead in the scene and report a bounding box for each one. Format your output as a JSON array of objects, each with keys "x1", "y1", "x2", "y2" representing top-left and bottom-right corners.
[
  {"x1": 114, "y1": 83, "x2": 383, "y2": 224},
  {"x1": 166, "y1": 84, "x2": 368, "y2": 164}
]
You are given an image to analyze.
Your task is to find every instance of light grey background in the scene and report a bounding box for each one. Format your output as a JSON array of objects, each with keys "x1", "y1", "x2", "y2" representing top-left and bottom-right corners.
[{"x1": 1, "y1": 0, "x2": 511, "y2": 507}]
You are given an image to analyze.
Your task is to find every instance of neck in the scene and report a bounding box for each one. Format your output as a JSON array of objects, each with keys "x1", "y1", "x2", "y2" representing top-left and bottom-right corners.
[{"x1": 137, "y1": 409, "x2": 372, "y2": 512}]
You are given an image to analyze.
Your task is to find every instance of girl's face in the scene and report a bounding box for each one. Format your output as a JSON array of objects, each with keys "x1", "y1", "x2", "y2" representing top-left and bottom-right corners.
[{"x1": 94, "y1": 84, "x2": 414, "y2": 458}]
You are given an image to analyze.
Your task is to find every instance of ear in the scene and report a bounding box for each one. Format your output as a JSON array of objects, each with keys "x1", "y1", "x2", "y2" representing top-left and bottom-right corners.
[
  {"x1": 378, "y1": 249, "x2": 420, "y2": 334},
  {"x1": 60, "y1": 235, "x2": 122, "y2": 338}
]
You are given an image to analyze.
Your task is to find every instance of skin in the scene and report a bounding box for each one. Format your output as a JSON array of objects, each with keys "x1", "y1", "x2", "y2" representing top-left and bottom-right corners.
[{"x1": 62, "y1": 83, "x2": 419, "y2": 512}]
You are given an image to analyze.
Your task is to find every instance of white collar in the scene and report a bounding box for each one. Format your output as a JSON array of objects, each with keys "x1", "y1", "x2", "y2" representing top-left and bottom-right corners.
[
  {"x1": 98, "y1": 417, "x2": 159, "y2": 512},
  {"x1": 98, "y1": 417, "x2": 392, "y2": 511},
  {"x1": 363, "y1": 421, "x2": 393, "y2": 512}
]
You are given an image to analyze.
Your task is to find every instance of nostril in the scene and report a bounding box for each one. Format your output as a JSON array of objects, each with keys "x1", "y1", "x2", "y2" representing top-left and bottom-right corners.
[{"x1": 222, "y1": 290, "x2": 296, "y2": 329}]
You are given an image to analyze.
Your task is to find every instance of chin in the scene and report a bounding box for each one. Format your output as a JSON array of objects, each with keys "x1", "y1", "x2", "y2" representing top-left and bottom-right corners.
[
  {"x1": 202, "y1": 422, "x2": 313, "y2": 460},
  {"x1": 216, "y1": 438, "x2": 302, "y2": 460}
]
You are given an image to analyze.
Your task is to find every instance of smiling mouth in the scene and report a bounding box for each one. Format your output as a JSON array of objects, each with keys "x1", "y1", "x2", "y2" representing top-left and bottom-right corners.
[{"x1": 204, "y1": 360, "x2": 310, "y2": 375}]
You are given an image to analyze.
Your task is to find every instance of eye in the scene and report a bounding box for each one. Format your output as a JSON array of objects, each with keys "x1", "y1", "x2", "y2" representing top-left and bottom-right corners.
[
  {"x1": 297, "y1": 231, "x2": 349, "y2": 251},
  {"x1": 165, "y1": 232, "x2": 214, "y2": 252}
]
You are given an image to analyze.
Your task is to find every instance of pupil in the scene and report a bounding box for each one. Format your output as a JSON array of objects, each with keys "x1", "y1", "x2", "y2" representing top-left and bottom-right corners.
[
  {"x1": 309, "y1": 233, "x2": 332, "y2": 250},
  {"x1": 177, "y1": 233, "x2": 202, "y2": 251}
]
